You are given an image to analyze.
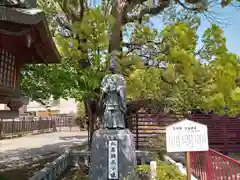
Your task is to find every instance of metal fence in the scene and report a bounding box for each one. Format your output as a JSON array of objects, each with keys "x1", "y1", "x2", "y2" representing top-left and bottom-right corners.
[
  {"x1": 0, "y1": 118, "x2": 54, "y2": 138},
  {"x1": 40, "y1": 115, "x2": 77, "y2": 132},
  {"x1": 0, "y1": 115, "x2": 78, "y2": 138},
  {"x1": 40, "y1": 116, "x2": 75, "y2": 127},
  {"x1": 190, "y1": 149, "x2": 240, "y2": 180}
]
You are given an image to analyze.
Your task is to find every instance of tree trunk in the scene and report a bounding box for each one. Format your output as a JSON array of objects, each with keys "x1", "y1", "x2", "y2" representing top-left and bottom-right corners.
[
  {"x1": 84, "y1": 100, "x2": 93, "y2": 147},
  {"x1": 109, "y1": 0, "x2": 124, "y2": 56},
  {"x1": 84, "y1": 99, "x2": 99, "y2": 147}
]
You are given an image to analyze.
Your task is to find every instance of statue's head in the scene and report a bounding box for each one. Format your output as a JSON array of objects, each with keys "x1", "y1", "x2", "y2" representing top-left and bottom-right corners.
[
  {"x1": 101, "y1": 74, "x2": 126, "y2": 94},
  {"x1": 101, "y1": 74, "x2": 127, "y2": 111}
]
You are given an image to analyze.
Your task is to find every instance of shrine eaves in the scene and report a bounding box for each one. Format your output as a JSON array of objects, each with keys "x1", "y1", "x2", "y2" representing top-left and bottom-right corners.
[{"x1": 0, "y1": 0, "x2": 60, "y2": 117}]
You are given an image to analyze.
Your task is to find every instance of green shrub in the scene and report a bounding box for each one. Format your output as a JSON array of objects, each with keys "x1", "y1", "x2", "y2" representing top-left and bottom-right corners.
[
  {"x1": 148, "y1": 135, "x2": 166, "y2": 160},
  {"x1": 135, "y1": 161, "x2": 185, "y2": 180},
  {"x1": 62, "y1": 166, "x2": 89, "y2": 180},
  {"x1": 0, "y1": 175, "x2": 8, "y2": 180},
  {"x1": 72, "y1": 167, "x2": 89, "y2": 180},
  {"x1": 72, "y1": 161, "x2": 185, "y2": 180},
  {"x1": 156, "y1": 162, "x2": 185, "y2": 180}
]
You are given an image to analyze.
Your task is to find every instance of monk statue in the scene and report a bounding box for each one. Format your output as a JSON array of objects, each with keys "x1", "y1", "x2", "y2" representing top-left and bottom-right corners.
[
  {"x1": 100, "y1": 73, "x2": 126, "y2": 129},
  {"x1": 90, "y1": 72, "x2": 137, "y2": 180}
]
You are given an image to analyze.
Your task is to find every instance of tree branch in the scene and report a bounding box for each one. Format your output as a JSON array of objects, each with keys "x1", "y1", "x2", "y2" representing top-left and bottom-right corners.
[
  {"x1": 56, "y1": 15, "x2": 73, "y2": 34},
  {"x1": 194, "y1": 45, "x2": 204, "y2": 56},
  {"x1": 125, "y1": 0, "x2": 170, "y2": 23},
  {"x1": 122, "y1": 40, "x2": 163, "y2": 47},
  {"x1": 78, "y1": 0, "x2": 85, "y2": 21},
  {"x1": 176, "y1": 0, "x2": 199, "y2": 11},
  {"x1": 59, "y1": 0, "x2": 74, "y2": 22},
  {"x1": 59, "y1": 0, "x2": 85, "y2": 23}
]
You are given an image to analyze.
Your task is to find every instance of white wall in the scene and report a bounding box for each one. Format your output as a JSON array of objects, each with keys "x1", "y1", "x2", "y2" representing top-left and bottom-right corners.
[
  {"x1": 27, "y1": 101, "x2": 46, "y2": 112},
  {"x1": 0, "y1": 104, "x2": 6, "y2": 110},
  {"x1": 59, "y1": 98, "x2": 77, "y2": 114},
  {"x1": 0, "y1": 104, "x2": 26, "y2": 113},
  {"x1": 27, "y1": 98, "x2": 77, "y2": 114}
]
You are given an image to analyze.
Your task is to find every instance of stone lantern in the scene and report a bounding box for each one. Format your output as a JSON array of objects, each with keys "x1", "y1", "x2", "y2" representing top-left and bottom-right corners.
[{"x1": 0, "y1": 1, "x2": 60, "y2": 118}]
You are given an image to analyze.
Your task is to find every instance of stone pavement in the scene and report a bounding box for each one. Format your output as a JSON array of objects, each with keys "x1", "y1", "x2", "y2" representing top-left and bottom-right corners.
[{"x1": 0, "y1": 128, "x2": 88, "y2": 170}]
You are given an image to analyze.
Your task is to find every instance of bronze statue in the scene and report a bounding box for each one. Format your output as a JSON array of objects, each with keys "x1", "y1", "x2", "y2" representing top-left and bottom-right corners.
[
  {"x1": 90, "y1": 72, "x2": 137, "y2": 180},
  {"x1": 100, "y1": 74, "x2": 126, "y2": 129}
]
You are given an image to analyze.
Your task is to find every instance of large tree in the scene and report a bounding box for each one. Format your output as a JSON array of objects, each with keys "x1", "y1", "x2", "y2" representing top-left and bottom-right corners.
[{"x1": 20, "y1": 0, "x2": 240, "y2": 137}]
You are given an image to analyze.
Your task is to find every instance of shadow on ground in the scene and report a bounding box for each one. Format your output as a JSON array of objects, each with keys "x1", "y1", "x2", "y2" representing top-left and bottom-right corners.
[
  {"x1": 0, "y1": 135, "x2": 88, "y2": 180},
  {"x1": 0, "y1": 155, "x2": 59, "y2": 180}
]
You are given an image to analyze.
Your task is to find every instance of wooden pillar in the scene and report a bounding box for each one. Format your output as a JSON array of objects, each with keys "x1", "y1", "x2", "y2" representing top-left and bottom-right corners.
[{"x1": 185, "y1": 152, "x2": 191, "y2": 180}]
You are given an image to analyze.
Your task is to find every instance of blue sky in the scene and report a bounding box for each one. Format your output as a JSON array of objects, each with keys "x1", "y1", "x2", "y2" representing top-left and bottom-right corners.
[
  {"x1": 95, "y1": 0, "x2": 240, "y2": 55},
  {"x1": 198, "y1": 6, "x2": 240, "y2": 55},
  {"x1": 150, "y1": 5, "x2": 240, "y2": 55}
]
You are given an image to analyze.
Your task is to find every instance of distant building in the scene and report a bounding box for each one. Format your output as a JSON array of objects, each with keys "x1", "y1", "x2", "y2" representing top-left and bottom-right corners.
[
  {"x1": 27, "y1": 98, "x2": 78, "y2": 117},
  {"x1": 0, "y1": 98, "x2": 78, "y2": 118}
]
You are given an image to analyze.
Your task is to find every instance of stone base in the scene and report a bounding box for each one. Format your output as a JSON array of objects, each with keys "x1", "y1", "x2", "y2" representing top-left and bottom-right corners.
[{"x1": 89, "y1": 128, "x2": 137, "y2": 180}]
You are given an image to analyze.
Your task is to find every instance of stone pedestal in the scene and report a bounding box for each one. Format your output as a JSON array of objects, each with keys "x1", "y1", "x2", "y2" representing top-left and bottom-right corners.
[{"x1": 89, "y1": 129, "x2": 137, "y2": 180}]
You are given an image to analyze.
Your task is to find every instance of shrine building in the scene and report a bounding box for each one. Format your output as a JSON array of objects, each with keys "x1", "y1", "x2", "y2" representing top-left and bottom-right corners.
[{"x1": 0, "y1": 0, "x2": 60, "y2": 118}]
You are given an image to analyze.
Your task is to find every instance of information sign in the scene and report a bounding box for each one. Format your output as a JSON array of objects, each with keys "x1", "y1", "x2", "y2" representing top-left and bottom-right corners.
[{"x1": 166, "y1": 119, "x2": 209, "y2": 152}]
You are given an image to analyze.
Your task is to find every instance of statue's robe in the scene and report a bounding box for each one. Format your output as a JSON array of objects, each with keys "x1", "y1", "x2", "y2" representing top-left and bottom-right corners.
[
  {"x1": 102, "y1": 90, "x2": 125, "y2": 128},
  {"x1": 101, "y1": 74, "x2": 126, "y2": 129}
]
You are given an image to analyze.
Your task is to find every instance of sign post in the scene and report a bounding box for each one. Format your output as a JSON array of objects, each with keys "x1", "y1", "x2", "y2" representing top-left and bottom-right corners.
[
  {"x1": 166, "y1": 119, "x2": 209, "y2": 180},
  {"x1": 185, "y1": 152, "x2": 191, "y2": 180}
]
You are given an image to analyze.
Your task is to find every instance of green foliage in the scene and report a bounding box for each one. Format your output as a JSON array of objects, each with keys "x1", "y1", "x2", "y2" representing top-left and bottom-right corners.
[
  {"x1": 148, "y1": 135, "x2": 167, "y2": 160},
  {"x1": 156, "y1": 162, "x2": 185, "y2": 180},
  {"x1": 77, "y1": 101, "x2": 86, "y2": 118},
  {"x1": 136, "y1": 162, "x2": 185, "y2": 180},
  {"x1": 0, "y1": 175, "x2": 8, "y2": 180},
  {"x1": 21, "y1": 8, "x2": 110, "y2": 103},
  {"x1": 198, "y1": 25, "x2": 240, "y2": 115},
  {"x1": 75, "y1": 102, "x2": 87, "y2": 129},
  {"x1": 20, "y1": 0, "x2": 240, "y2": 116},
  {"x1": 65, "y1": 168, "x2": 89, "y2": 180},
  {"x1": 126, "y1": 23, "x2": 240, "y2": 116}
]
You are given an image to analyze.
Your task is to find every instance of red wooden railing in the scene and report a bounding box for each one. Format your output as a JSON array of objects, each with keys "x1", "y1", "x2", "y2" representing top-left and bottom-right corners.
[
  {"x1": 127, "y1": 112, "x2": 240, "y2": 152},
  {"x1": 190, "y1": 149, "x2": 240, "y2": 180}
]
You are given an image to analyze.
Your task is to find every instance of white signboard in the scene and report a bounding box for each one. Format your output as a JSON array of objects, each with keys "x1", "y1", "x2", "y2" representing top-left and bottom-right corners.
[
  {"x1": 166, "y1": 119, "x2": 209, "y2": 152},
  {"x1": 108, "y1": 140, "x2": 118, "y2": 179}
]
